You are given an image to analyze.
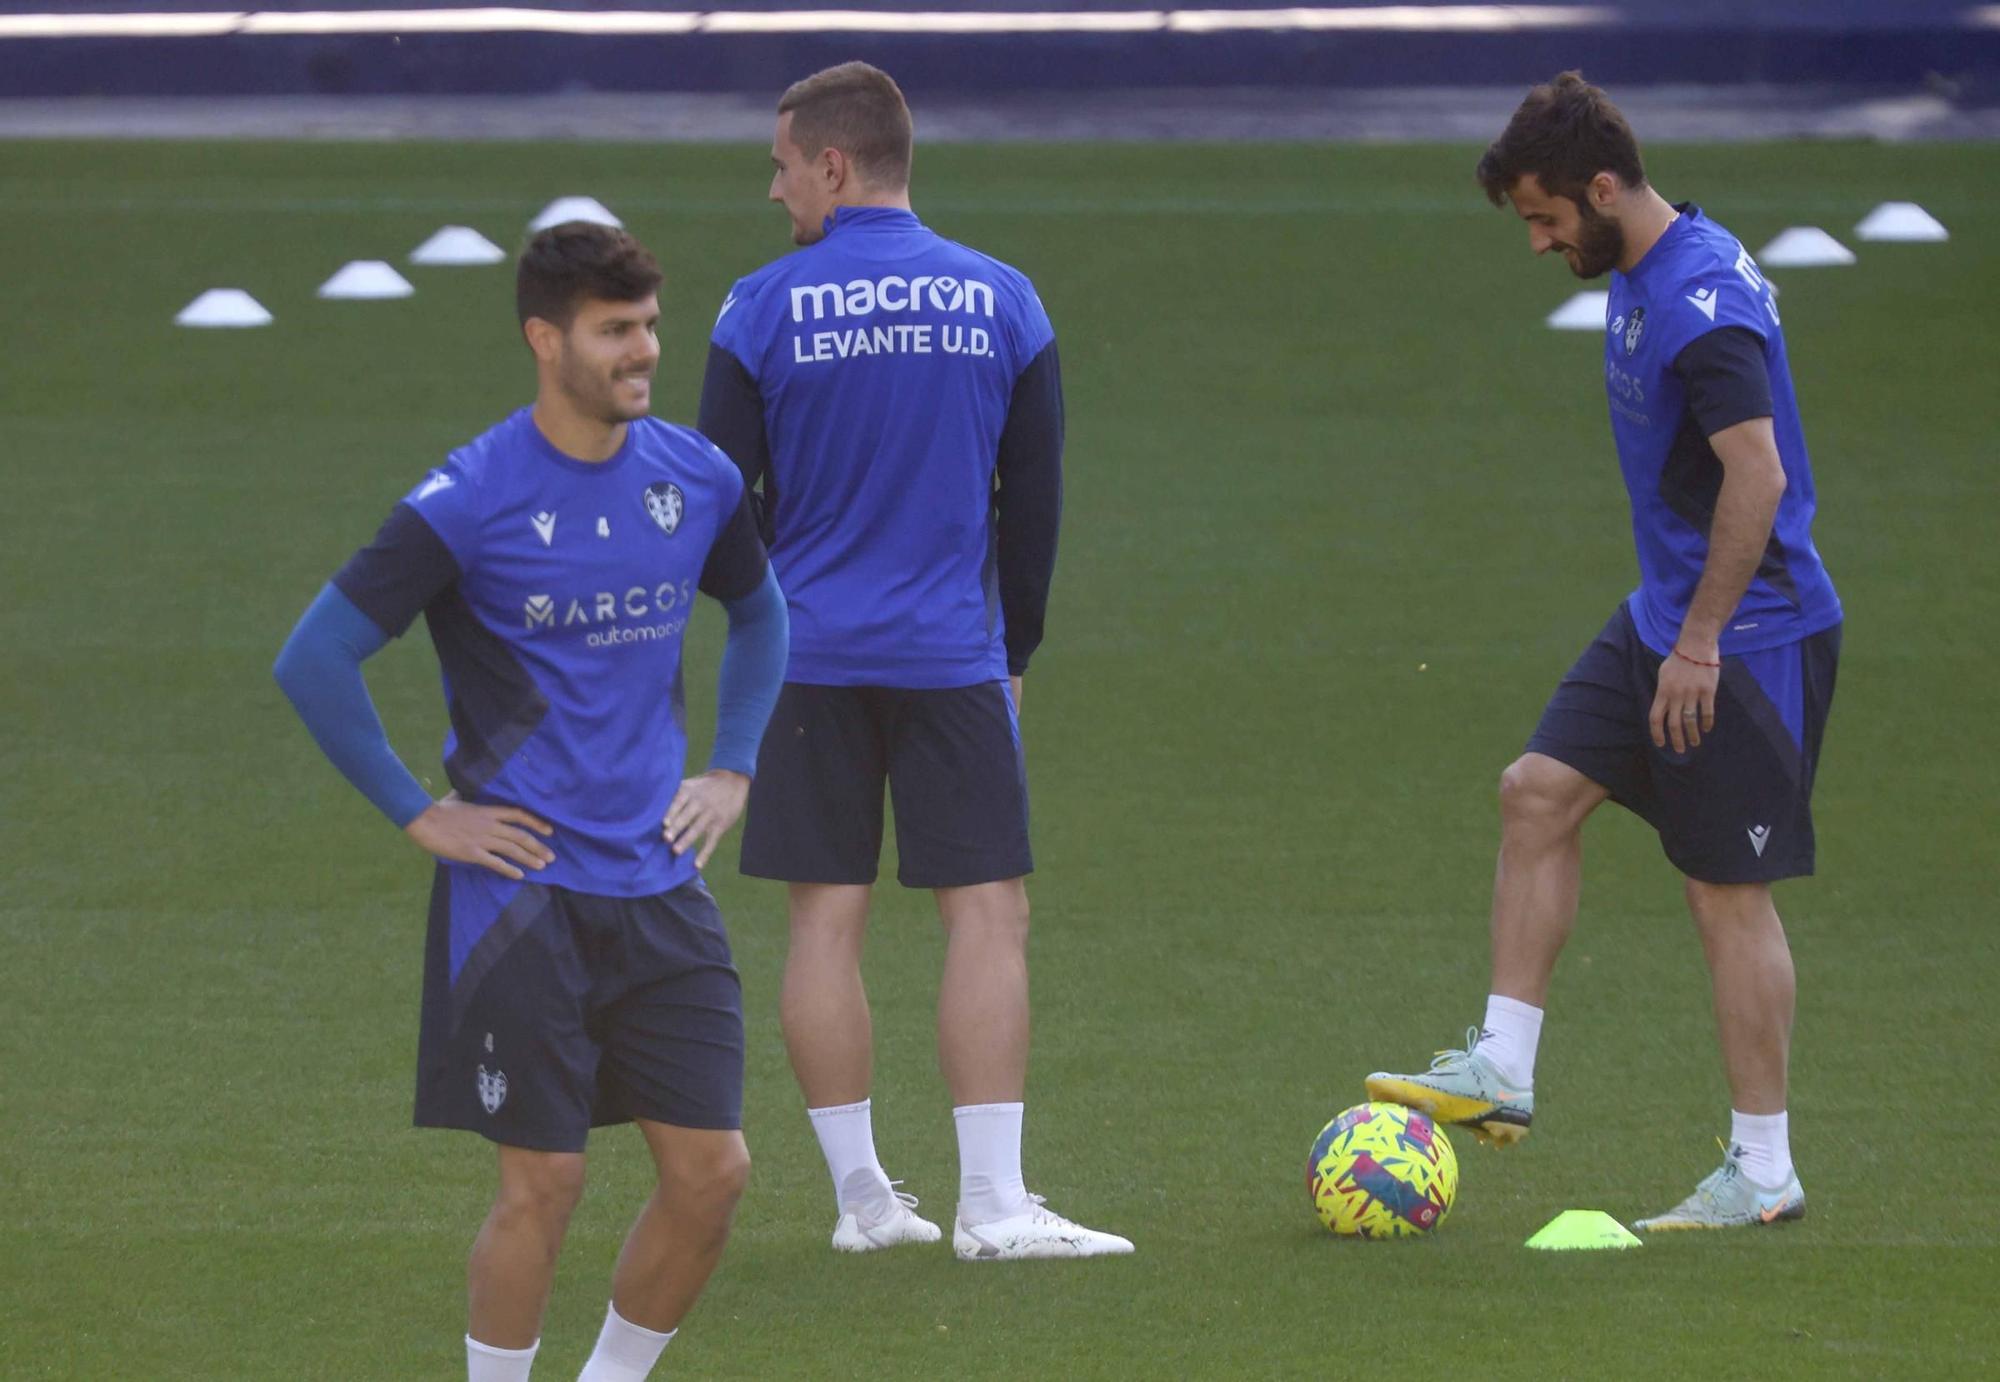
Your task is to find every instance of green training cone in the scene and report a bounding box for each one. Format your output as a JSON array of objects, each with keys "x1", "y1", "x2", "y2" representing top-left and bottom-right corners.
[{"x1": 1524, "y1": 1210, "x2": 1643, "y2": 1251}]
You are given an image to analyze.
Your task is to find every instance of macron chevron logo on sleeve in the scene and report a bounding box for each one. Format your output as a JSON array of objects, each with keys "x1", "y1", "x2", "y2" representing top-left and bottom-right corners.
[
  {"x1": 415, "y1": 470, "x2": 455, "y2": 501},
  {"x1": 1687, "y1": 287, "x2": 1719, "y2": 321},
  {"x1": 715, "y1": 292, "x2": 738, "y2": 325}
]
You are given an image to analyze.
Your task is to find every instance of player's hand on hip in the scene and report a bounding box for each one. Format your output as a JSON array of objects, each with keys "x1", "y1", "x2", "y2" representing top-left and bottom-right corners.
[
  {"x1": 664, "y1": 769, "x2": 751, "y2": 871},
  {"x1": 1650, "y1": 647, "x2": 1719, "y2": 754},
  {"x1": 404, "y1": 792, "x2": 556, "y2": 880}
]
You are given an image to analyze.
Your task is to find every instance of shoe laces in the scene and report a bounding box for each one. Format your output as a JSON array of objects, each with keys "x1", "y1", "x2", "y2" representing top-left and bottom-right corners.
[
  {"x1": 850, "y1": 1180, "x2": 920, "y2": 1229},
  {"x1": 1024, "y1": 1193, "x2": 1067, "y2": 1226},
  {"x1": 1688, "y1": 1140, "x2": 1745, "y2": 1204},
  {"x1": 1426, "y1": 1027, "x2": 1483, "y2": 1073}
]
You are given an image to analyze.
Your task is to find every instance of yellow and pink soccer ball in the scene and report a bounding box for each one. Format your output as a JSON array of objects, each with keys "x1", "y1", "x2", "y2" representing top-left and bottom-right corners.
[{"x1": 1307, "y1": 1101, "x2": 1459, "y2": 1238}]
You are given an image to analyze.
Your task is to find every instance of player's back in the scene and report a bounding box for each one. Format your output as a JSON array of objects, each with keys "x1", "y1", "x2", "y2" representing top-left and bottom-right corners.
[{"x1": 711, "y1": 207, "x2": 1054, "y2": 688}]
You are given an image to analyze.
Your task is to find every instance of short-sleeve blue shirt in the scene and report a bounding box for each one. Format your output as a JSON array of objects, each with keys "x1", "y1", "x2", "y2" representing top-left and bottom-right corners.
[
  {"x1": 363, "y1": 410, "x2": 755, "y2": 896},
  {"x1": 710, "y1": 206, "x2": 1055, "y2": 687},
  {"x1": 1603, "y1": 206, "x2": 1842, "y2": 655}
]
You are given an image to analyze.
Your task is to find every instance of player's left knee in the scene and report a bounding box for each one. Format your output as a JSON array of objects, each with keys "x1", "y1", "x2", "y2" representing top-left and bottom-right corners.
[
  {"x1": 1684, "y1": 877, "x2": 1777, "y2": 928},
  {"x1": 988, "y1": 891, "x2": 1030, "y2": 941},
  {"x1": 941, "y1": 879, "x2": 1029, "y2": 940},
  {"x1": 712, "y1": 1140, "x2": 752, "y2": 1205},
  {"x1": 496, "y1": 1150, "x2": 588, "y2": 1220},
  {"x1": 664, "y1": 1135, "x2": 751, "y2": 1210}
]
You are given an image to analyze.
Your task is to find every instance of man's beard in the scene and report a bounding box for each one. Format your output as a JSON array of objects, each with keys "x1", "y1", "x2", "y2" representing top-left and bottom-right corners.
[
  {"x1": 1566, "y1": 200, "x2": 1626, "y2": 279},
  {"x1": 561, "y1": 354, "x2": 646, "y2": 424}
]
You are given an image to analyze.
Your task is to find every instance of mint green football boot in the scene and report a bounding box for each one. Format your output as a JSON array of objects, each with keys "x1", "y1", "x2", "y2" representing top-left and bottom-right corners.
[
  {"x1": 1364, "y1": 1027, "x2": 1535, "y2": 1148},
  {"x1": 1635, "y1": 1142, "x2": 1806, "y2": 1231}
]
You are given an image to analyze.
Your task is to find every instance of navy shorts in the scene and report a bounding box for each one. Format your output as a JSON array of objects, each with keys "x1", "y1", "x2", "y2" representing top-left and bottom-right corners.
[
  {"x1": 740, "y1": 680, "x2": 1033, "y2": 889},
  {"x1": 1525, "y1": 604, "x2": 1841, "y2": 885},
  {"x1": 414, "y1": 865, "x2": 744, "y2": 1152}
]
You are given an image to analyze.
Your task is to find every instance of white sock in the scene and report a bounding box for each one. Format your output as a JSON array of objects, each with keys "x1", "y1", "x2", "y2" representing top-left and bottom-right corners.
[
  {"x1": 466, "y1": 1334, "x2": 538, "y2": 1382},
  {"x1": 576, "y1": 1303, "x2": 675, "y2": 1382},
  {"x1": 1476, "y1": 994, "x2": 1543, "y2": 1087},
  {"x1": 954, "y1": 1101, "x2": 1030, "y2": 1226},
  {"x1": 807, "y1": 1098, "x2": 894, "y2": 1213},
  {"x1": 1730, "y1": 1109, "x2": 1793, "y2": 1190}
]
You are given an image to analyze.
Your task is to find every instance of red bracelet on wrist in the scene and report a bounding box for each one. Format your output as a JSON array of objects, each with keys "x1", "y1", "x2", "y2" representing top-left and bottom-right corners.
[{"x1": 1672, "y1": 647, "x2": 1722, "y2": 668}]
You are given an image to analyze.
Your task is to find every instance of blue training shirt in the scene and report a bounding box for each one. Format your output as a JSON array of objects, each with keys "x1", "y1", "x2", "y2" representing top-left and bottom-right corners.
[
  {"x1": 330, "y1": 408, "x2": 768, "y2": 897},
  {"x1": 708, "y1": 206, "x2": 1058, "y2": 688},
  {"x1": 1603, "y1": 205, "x2": 1842, "y2": 656}
]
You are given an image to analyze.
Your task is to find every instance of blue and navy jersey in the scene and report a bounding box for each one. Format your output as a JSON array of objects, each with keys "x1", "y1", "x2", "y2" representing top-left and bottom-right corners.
[
  {"x1": 1603, "y1": 205, "x2": 1841, "y2": 655},
  {"x1": 332, "y1": 409, "x2": 767, "y2": 897},
  {"x1": 706, "y1": 206, "x2": 1059, "y2": 688}
]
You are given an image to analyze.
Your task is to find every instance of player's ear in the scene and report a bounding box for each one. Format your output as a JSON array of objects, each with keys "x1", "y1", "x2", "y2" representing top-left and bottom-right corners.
[
  {"x1": 821, "y1": 144, "x2": 849, "y2": 194},
  {"x1": 1588, "y1": 170, "x2": 1620, "y2": 209},
  {"x1": 523, "y1": 315, "x2": 564, "y2": 363}
]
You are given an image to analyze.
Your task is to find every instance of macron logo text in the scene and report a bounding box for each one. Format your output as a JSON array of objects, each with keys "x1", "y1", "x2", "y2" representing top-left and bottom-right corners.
[{"x1": 790, "y1": 275, "x2": 995, "y2": 323}]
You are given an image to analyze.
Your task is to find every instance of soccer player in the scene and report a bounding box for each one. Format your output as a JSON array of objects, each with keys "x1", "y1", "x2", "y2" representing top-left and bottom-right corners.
[
  {"x1": 696, "y1": 62, "x2": 1131, "y2": 1261},
  {"x1": 1363, "y1": 73, "x2": 1842, "y2": 1230},
  {"x1": 273, "y1": 223, "x2": 788, "y2": 1378}
]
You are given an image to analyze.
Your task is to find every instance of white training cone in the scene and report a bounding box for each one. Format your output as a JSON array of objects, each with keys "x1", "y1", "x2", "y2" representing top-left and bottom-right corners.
[
  {"x1": 318, "y1": 260, "x2": 416, "y2": 300},
  {"x1": 175, "y1": 288, "x2": 273, "y2": 328},
  {"x1": 530, "y1": 196, "x2": 622, "y2": 231},
  {"x1": 1545, "y1": 290, "x2": 1610, "y2": 331},
  {"x1": 1854, "y1": 202, "x2": 1948, "y2": 243},
  {"x1": 410, "y1": 225, "x2": 507, "y2": 265},
  {"x1": 1757, "y1": 228, "x2": 1856, "y2": 267}
]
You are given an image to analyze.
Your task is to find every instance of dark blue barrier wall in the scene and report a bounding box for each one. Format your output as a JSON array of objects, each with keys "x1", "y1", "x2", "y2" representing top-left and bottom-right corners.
[{"x1": 3, "y1": 3, "x2": 1996, "y2": 99}]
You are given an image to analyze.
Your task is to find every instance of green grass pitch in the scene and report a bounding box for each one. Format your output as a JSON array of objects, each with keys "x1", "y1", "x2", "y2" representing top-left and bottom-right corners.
[{"x1": 1, "y1": 138, "x2": 1996, "y2": 1378}]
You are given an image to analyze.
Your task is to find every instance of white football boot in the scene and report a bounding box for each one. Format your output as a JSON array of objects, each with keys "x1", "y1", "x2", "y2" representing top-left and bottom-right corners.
[
  {"x1": 830, "y1": 1184, "x2": 942, "y2": 1253},
  {"x1": 952, "y1": 1195, "x2": 1135, "y2": 1261},
  {"x1": 1634, "y1": 1143, "x2": 1806, "y2": 1231}
]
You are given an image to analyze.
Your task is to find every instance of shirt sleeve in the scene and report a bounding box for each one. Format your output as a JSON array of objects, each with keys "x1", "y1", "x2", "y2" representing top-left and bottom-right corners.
[
  {"x1": 699, "y1": 485, "x2": 771, "y2": 602},
  {"x1": 395, "y1": 457, "x2": 483, "y2": 571},
  {"x1": 708, "y1": 278, "x2": 759, "y2": 376},
  {"x1": 696, "y1": 343, "x2": 771, "y2": 502},
  {"x1": 1672, "y1": 327, "x2": 1774, "y2": 438},
  {"x1": 1004, "y1": 274, "x2": 1058, "y2": 379},
  {"x1": 995, "y1": 339, "x2": 1065, "y2": 675},
  {"x1": 707, "y1": 566, "x2": 789, "y2": 777},
  {"x1": 272, "y1": 583, "x2": 436, "y2": 827},
  {"x1": 330, "y1": 501, "x2": 463, "y2": 638}
]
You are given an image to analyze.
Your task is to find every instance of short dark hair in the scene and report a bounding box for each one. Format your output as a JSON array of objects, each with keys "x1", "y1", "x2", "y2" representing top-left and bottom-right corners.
[
  {"x1": 515, "y1": 222, "x2": 663, "y2": 330},
  {"x1": 778, "y1": 61, "x2": 913, "y2": 190},
  {"x1": 1476, "y1": 71, "x2": 1646, "y2": 207}
]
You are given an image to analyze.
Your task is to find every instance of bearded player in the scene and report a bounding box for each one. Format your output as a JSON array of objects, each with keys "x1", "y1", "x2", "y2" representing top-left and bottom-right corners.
[{"x1": 1364, "y1": 73, "x2": 1842, "y2": 1231}]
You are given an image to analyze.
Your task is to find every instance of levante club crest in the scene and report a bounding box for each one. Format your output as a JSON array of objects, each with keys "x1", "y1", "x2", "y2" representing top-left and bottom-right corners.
[
  {"x1": 643, "y1": 482, "x2": 684, "y2": 536},
  {"x1": 476, "y1": 1064, "x2": 508, "y2": 1114}
]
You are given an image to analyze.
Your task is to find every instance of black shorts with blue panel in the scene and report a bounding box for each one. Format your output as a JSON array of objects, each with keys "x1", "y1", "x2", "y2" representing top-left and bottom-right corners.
[
  {"x1": 1526, "y1": 603, "x2": 1840, "y2": 885},
  {"x1": 414, "y1": 865, "x2": 745, "y2": 1151}
]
